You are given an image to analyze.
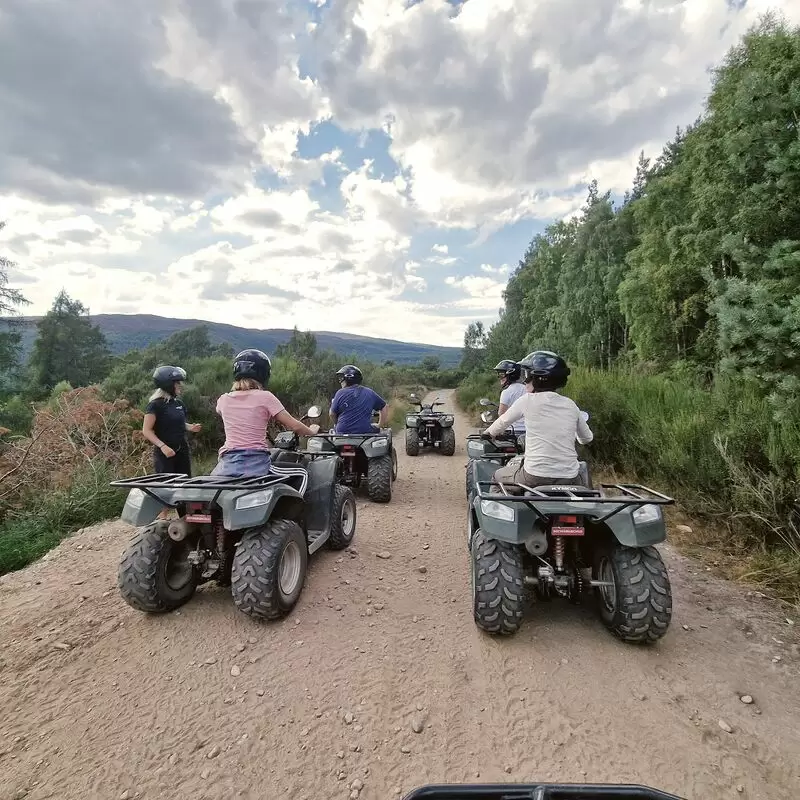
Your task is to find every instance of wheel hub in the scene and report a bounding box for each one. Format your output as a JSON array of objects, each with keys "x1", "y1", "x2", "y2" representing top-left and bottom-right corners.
[
  {"x1": 279, "y1": 541, "x2": 303, "y2": 596},
  {"x1": 597, "y1": 556, "x2": 617, "y2": 613}
]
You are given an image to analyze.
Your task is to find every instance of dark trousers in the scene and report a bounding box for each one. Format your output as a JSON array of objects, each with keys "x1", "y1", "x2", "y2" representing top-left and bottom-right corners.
[{"x1": 153, "y1": 444, "x2": 192, "y2": 477}]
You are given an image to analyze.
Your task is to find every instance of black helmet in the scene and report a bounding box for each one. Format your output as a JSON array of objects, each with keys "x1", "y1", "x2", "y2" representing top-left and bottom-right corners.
[
  {"x1": 233, "y1": 349, "x2": 271, "y2": 386},
  {"x1": 336, "y1": 364, "x2": 363, "y2": 385},
  {"x1": 153, "y1": 365, "x2": 186, "y2": 395},
  {"x1": 493, "y1": 359, "x2": 521, "y2": 386},
  {"x1": 516, "y1": 350, "x2": 570, "y2": 390}
]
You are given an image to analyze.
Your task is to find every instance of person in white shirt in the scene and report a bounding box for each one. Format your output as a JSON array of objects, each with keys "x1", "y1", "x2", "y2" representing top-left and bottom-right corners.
[
  {"x1": 484, "y1": 350, "x2": 593, "y2": 490},
  {"x1": 493, "y1": 359, "x2": 527, "y2": 435}
]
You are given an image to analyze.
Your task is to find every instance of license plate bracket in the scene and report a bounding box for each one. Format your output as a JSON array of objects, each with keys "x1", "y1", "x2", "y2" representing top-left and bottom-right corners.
[{"x1": 551, "y1": 525, "x2": 585, "y2": 537}]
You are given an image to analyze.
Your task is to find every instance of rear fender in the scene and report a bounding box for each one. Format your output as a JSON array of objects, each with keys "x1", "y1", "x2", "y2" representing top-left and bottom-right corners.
[
  {"x1": 120, "y1": 488, "x2": 174, "y2": 527},
  {"x1": 471, "y1": 494, "x2": 539, "y2": 545},
  {"x1": 219, "y1": 483, "x2": 305, "y2": 531},
  {"x1": 362, "y1": 435, "x2": 391, "y2": 458},
  {"x1": 606, "y1": 508, "x2": 668, "y2": 547}
]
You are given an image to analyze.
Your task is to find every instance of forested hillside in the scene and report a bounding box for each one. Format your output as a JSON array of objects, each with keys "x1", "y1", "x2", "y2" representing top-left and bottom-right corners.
[
  {"x1": 459, "y1": 14, "x2": 800, "y2": 602},
  {"x1": 10, "y1": 314, "x2": 462, "y2": 367}
]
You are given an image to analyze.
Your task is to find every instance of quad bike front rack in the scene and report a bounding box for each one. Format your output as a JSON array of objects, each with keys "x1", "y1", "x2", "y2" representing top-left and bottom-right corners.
[
  {"x1": 473, "y1": 479, "x2": 675, "y2": 524},
  {"x1": 402, "y1": 782, "x2": 684, "y2": 800}
]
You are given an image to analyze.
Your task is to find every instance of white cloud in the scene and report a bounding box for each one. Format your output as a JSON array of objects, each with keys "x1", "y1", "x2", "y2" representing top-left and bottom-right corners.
[
  {"x1": 2, "y1": 0, "x2": 799, "y2": 347},
  {"x1": 315, "y1": 0, "x2": 800, "y2": 228}
]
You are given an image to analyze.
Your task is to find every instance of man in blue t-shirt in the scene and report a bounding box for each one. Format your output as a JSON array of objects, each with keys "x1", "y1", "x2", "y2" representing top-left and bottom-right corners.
[{"x1": 330, "y1": 364, "x2": 388, "y2": 434}]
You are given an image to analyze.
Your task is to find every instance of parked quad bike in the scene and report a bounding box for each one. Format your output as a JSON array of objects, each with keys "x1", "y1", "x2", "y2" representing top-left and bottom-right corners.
[
  {"x1": 113, "y1": 406, "x2": 357, "y2": 621},
  {"x1": 305, "y1": 411, "x2": 398, "y2": 503},
  {"x1": 405, "y1": 393, "x2": 456, "y2": 456},
  {"x1": 466, "y1": 441, "x2": 674, "y2": 643},
  {"x1": 402, "y1": 782, "x2": 683, "y2": 799},
  {"x1": 464, "y1": 397, "x2": 525, "y2": 500}
]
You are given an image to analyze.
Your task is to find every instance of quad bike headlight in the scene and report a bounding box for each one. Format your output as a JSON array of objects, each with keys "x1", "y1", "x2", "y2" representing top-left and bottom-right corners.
[
  {"x1": 235, "y1": 488, "x2": 274, "y2": 510},
  {"x1": 632, "y1": 503, "x2": 662, "y2": 524},
  {"x1": 370, "y1": 437, "x2": 389, "y2": 448},
  {"x1": 406, "y1": 415, "x2": 417, "y2": 426},
  {"x1": 480, "y1": 499, "x2": 515, "y2": 522},
  {"x1": 442, "y1": 415, "x2": 454, "y2": 423},
  {"x1": 307, "y1": 437, "x2": 324, "y2": 450}
]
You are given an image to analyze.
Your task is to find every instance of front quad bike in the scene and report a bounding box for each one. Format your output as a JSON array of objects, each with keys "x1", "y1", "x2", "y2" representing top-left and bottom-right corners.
[
  {"x1": 468, "y1": 456, "x2": 674, "y2": 642},
  {"x1": 405, "y1": 393, "x2": 456, "y2": 456},
  {"x1": 402, "y1": 782, "x2": 683, "y2": 800},
  {"x1": 305, "y1": 427, "x2": 397, "y2": 503},
  {"x1": 112, "y1": 448, "x2": 356, "y2": 621}
]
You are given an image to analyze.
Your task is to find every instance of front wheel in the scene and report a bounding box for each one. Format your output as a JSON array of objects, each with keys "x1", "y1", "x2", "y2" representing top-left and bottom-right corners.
[
  {"x1": 329, "y1": 485, "x2": 357, "y2": 549},
  {"x1": 231, "y1": 520, "x2": 308, "y2": 620},
  {"x1": 440, "y1": 427, "x2": 456, "y2": 456},
  {"x1": 593, "y1": 543, "x2": 672, "y2": 643},
  {"x1": 471, "y1": 530, "x2": 525, "y2": 635},
  {"x1": 118, "y1": 521, "x2": 197, "y2": 613},
  {"x1": 366, "y1": 454, "x2": 393, "y2": 503},
  {"x1": 405, "y1": 428, "x2": 419, "y2": 456},
  {"x1": 465, "y1": 458, "x2": 476, "y2": 499},
  {"x1": 391, "y1": 447, "x2": 398, "y2": 482}
]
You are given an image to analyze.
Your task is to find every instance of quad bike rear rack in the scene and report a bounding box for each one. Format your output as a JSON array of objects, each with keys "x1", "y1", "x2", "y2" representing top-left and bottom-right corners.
[
  {"x1": 403, "y1": 783, "x2": 683, "y2": 800},
  {"x1": 110, "y1": 472, "x2": 300, "y2": 508},
  {"x1": 310, "y1": 432, "x2": 392, "y2": 440},
  {"x1": 474, "y1": 479, "x2": 674, "y2": 524}
]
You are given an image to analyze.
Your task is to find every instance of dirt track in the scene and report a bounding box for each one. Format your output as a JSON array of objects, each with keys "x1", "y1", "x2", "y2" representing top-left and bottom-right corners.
[{"x1": 1, "y1": 389, "x2": 799, "y2": 800}]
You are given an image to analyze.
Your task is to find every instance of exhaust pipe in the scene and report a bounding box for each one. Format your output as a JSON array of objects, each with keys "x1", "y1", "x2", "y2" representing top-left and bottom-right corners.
[{"x1": 168, "y1": 519, "x2": 189, "y2": 542}]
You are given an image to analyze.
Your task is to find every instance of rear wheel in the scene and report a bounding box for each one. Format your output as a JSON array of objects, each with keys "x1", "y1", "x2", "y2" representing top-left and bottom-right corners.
[
  {"x1": 405, "y1": 428, "x2": 419, "y2": 456},
  {"x1": 471, "y1": 530, "x2": 525, "y2": 635},
  {"x1": 593, "y1": 543, "x2": 672, "y2": 643},
  {"x1": 231, "y1": 520, "x2": 308, "y2": 620},
  {"x1": 329, "y1": 485, "x2": 357, "y2": 549},
  {"x1": 440, "y1": 427, "x2": 456, "y2": 456},
  {"x1": 366, "y1": 454, "x2": 393, "y2": 502},
  {"x1": 118, "y1": 521, "x2": 197, "y2": 613}
]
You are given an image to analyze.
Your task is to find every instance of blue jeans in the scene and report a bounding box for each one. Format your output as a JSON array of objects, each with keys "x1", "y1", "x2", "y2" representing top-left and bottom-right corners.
[{"x1": 211, "y1": 449, "x2": 272, "y2": 478}]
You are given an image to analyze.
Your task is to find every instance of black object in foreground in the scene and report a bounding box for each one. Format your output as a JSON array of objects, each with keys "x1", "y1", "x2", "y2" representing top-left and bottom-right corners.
[{"x1": 401, "y1": 783, "x2": 684, "y2": 800}]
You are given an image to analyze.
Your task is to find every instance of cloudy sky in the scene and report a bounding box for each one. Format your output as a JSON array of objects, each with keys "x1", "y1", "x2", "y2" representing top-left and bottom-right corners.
[{"x1": 1, "y1": 0, "x2": 796, "y2": 346}]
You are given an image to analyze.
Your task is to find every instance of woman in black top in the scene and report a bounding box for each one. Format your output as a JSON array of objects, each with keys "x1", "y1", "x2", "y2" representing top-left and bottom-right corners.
[{"x1": 141, "y1": 365, "x2": 201, "y2": 478}]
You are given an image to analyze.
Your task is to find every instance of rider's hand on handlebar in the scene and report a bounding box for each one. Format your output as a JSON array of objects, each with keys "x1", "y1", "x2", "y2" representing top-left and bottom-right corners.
[{"x1": 308, "y1": 423, "x2": 321, "y2": 435}]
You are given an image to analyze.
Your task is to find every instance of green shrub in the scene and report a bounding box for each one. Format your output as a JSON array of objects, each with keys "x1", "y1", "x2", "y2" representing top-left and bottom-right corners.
[{"x1": 0, "y1": 464, "x2": 124, "y2": 574}]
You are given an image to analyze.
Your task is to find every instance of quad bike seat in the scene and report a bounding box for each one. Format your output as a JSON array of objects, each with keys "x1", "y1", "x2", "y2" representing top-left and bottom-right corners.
[{"x1": 271, "y1": 450, "x2": 304, "y2": 465}]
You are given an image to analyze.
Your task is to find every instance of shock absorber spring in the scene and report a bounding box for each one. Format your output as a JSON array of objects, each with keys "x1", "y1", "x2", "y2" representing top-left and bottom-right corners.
[
  {"x1": 215, "y1": 520, "x2": 226, "y2": 557},
  {"x1": 553, "y1": 536, "x2": 565, "y2": 570}
]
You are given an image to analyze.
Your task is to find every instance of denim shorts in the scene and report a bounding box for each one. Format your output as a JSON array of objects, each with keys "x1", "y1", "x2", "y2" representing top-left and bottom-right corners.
[{"x1": 211, "y1": 448, "x2": 272, "y2": 478}]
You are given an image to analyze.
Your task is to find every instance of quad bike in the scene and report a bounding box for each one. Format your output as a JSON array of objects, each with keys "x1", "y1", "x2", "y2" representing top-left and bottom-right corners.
[
  {"x1": 112, "y1": 406, "x2": 357, "y2": 621},
  {"x1": 464, "y1": 397, "x2": 525, "y2": 500},
  {"x1": 405, "y1": 393, "x2": 456, "y2": 456},
  {"x1": 467, "y1": 442, "x2": 674, "y2": 643},
  {"x1": 402, "y1": 782, "x2": 683, "y2": 799},
  {"x1": 305, "y1": 410, "x2": 398, "y2": 503}
]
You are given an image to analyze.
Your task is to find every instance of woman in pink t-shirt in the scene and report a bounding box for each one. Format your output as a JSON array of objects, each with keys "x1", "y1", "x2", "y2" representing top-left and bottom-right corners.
[{"x1": 211, "y1": 349, "x2": 320, "y2": 479}]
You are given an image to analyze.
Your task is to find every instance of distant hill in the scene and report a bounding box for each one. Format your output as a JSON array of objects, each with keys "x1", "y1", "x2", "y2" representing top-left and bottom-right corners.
[{"x1": 10, "y1": 314, "x2": 462, "y2": 367}]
